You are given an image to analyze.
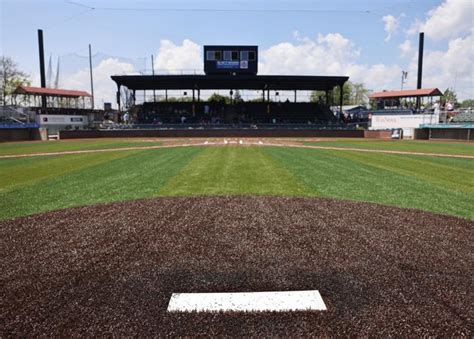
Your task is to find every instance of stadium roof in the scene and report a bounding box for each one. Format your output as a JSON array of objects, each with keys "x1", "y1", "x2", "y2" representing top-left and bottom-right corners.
[
  {"x1": 369, "y1": 88, "x2": 443, "y2": 99},
  {"x1": 14, "y1": 86, "x2": 91, "y2": 98},
  {"x1": 111, "y1": 74, "x2": 349, "y2": 91}
]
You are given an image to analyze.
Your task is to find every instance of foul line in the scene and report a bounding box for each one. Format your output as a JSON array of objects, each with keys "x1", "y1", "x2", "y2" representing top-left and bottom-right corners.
[
  {"x1": 251, "y1": 142, "x2": 474, "y2": 159},
  {"x1": 0, "y1": 140, "x2": 472, "y2": 160}
]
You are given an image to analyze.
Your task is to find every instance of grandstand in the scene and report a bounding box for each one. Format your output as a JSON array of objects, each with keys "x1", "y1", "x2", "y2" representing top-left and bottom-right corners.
[
  {"x1": 452, "y1": 110, "x2": 474, "y2": 123},
  {"x1": 112, "y1": 46, "x2": 348, "y2": 126}
]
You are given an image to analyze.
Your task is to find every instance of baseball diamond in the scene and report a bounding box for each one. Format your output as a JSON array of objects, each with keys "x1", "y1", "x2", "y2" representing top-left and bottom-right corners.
[{"x1": 1, "y1": 138, "x2": 473, "y2": 336}]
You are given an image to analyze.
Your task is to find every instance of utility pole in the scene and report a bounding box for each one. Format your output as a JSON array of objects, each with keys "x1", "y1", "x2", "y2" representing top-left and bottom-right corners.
[
  {"x1": 89, "y1": 44, "x2": 95, "y2": 109},
  {"x1": 37, "y1": 29, "x2": 47, "y2": 108}
]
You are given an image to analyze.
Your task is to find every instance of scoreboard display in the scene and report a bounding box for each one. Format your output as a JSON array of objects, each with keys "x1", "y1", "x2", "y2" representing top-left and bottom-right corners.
[{"x1": 204, "y1": 46, "x2": 258, "y2": 75}]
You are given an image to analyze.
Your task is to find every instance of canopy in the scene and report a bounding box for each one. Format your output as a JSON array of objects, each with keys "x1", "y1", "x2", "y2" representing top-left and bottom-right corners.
[
  {"x1": 14, "y1": 86, "x2": 91, "y2": 98},
  {"x1": 369, "y1": 88, "x2": 443, "y2": 99}
]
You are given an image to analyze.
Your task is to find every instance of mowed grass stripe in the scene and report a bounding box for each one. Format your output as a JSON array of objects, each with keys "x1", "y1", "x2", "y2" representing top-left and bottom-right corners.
[
  {"x1": 0, "y1": 147, "x2": 202, "y2": 220},
  {"x1": 0, "y1": 139, "x2": 163, "y2": 156},
  {"x1": 336, "y1": 151, "x2": 474, "y2": 194},
  {"x1": 304, "y1": 139, "x2": 474, "y2": 156},
  {"x1": 0, "y1": 151, "x2": 132, "y2": 193},
  {"x1": 158, "y1": 146, "x2": 310, "y2": 196},
  {"x1": 265, "y1": 147, "x2": 474, "y2": 219}
]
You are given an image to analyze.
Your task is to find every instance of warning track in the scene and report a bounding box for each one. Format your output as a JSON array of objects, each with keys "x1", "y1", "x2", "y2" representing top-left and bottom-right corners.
[
  {"x1": 1, "y1": 139, "x2": 473, "y2": 159},
  {"x1": 1, "y1": 196, "x2": 472, "y2": 336}
]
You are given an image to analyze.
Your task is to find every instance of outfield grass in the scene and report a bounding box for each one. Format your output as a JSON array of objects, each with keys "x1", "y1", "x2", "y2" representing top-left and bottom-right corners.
[
  {"x1": 1, "y1": 141, "x2": 473, "y2": 220},
  {"x1": 304, "y1": 139, "x2": 474, "y2": 155},
  {"x1": 0, "y1": 138, "x2": 162, "y2": 156}
]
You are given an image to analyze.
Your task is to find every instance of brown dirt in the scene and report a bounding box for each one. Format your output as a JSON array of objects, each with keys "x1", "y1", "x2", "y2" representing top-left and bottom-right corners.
[
  {"x1": 1, "y1": 196, "x2": 472, "y2": 336},
  {"x1": 2, "y1": 138, "x2": 473, "y2": 160}
]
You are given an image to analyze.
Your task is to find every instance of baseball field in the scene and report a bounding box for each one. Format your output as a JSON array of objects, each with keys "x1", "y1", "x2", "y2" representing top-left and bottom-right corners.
[{"x1": 1, "y1": 138, "x2": 473, "y2": 336}]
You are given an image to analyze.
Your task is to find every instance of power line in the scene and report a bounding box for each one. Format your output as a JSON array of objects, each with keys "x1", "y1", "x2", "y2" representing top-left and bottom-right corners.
[{"x1": 66, "y1": 1, "x2": 372, "y2": 14}]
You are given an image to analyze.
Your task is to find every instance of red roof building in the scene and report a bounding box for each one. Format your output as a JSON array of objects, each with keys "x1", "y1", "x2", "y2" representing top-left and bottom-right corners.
[
  {"x1": 14, "y1": 86, "x2": 91, "y2": 98},
  {"x1": 369, "y1": 88, "x2": 443, "y2": 100}
]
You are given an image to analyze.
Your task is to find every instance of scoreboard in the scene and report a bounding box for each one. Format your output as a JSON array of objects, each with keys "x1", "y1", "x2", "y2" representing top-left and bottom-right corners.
[{"x1": 204, "y1": 46, "x2": 258, "y2": 75}]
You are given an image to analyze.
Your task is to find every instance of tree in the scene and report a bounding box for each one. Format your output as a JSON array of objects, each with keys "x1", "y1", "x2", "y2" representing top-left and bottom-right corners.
[
  {"x1": 460, "y1": 99, "x2": 474, "y2": 108},
  {"x1": 310, "y1": 90, "x2": 326, "y2": 103},
  {"x1": 442, "y1": 88, "x2": 458, "y2": 107},
  {"x1": 311, "y1": 81, "x2": 369, "y2": 106},
  {"x1": 207, "y1": 92, "x2": 231, "y2": 104},
  {"x1": 351, "y1": 82, "x2": 370, "y2": 105},
  {"x1": 332, "y1": 81, "x2": 352, "y2": 105},
  {"x1": 1, "y1": 56, "x2": 30, "y2": 105}
]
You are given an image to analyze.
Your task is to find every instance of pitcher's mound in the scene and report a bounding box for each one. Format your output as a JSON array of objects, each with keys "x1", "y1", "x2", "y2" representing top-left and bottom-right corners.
[{"x1": 1, "y1": 196, "x2": 472, "y2": 336}]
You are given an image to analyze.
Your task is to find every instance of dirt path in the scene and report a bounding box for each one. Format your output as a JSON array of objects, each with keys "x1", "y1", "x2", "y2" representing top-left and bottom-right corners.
[
  {"x1": 1, "y1": 138, "x2": 473, "y2": 159},
  {"x1": 1, "y1": 196, "x2": 472, "y2": 336}
]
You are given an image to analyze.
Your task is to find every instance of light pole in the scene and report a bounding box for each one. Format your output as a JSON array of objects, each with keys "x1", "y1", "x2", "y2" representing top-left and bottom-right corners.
[{"x1": 401, "y1": 71, "x2": 408, "y2": 90}]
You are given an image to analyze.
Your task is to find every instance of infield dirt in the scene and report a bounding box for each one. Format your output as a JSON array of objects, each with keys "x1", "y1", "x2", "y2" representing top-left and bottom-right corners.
[{"x1": 1, "y1": 196, "x2": 472, "y2": 336}]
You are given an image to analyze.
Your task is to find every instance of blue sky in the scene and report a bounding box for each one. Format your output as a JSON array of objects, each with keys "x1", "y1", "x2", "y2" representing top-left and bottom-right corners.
[{"x1": 1, "y1": 0, "x2": 473, "y2": 104}]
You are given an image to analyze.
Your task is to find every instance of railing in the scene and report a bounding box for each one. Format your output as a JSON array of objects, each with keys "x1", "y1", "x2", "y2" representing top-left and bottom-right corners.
[
  {"x1": 0, "y1": 105, "x2": 35, "y2": 123},
  {"x1": 99, "y1": 122, "x2": 354, "y2": 130}
]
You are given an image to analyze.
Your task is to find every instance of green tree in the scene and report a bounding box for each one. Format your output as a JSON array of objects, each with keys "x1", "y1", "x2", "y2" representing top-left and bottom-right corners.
[
  {"x1": 310, "y1": 90, "x2": 327, "y2": 103},
  {"x1": 332, "y1": 81, "x2": 352, "y2": 105},
  {"x1": 207, "y1": 92, "x2": 231, "y2": 104},
  {"x1": 442, "y1": 88, "x2": 458, "y2": 107},
  {"x1": 460, "y1": 99, "x2": 474, "y2": 108},
  {"x1": 351, "y1": 82, "x2": 370, "y2": 105},
  {"x1": 1, "y1": 56, "x2": 30, "y2": 105}
]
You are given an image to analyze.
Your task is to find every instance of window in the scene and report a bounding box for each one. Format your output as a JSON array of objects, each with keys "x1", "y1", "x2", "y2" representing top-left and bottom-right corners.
[
  {"x1": 240, "y1": 51, "x2": 249, "y2": 61},
  {"x1": 215, "y1": 51, "x2": 222, "y2": 61},
  {"x1": 231, "y1": 51, "x2": 239, "y2": 61},
  {"x1": 206, "y1": 51, "x2": 216, "y2": 61},
  {"x1": 224, "y1": 50, "x2": 232, "y2": 61},
  {"x1": 248, "y1": 51, "x2": 256, "y2": 61}
]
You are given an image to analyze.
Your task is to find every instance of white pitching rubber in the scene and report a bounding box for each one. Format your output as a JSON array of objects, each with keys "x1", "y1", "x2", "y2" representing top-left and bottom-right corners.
[{"x1": 167, "y1": 290, "x2": 327, "y2": 312}]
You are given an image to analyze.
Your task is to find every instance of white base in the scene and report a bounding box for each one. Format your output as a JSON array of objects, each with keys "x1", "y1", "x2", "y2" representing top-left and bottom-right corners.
[{"x1": 167, "y1": 290, "x2": 327, "y2": 312}]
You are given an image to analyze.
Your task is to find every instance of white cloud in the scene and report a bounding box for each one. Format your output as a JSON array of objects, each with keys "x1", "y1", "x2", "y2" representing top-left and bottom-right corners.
[
  {"x1": 153, "y1": 39, "x2": 202, "y2": 74},
  {"x1": 259, "y1": 33, "x2": 401, "y2": 91},
  {"x1": 409, "y1": 0, "x2": 474, "y2": 40},
  {"x1": 57, "y1": 30, "x2": 470, "y2": 106},
  {"x1": 404, "y1": 34, "x2": 474, "y2": 99},
  {"x1": 383, "y1": 15, "x2": 399, "y2": 42},
  {"x1": 259, "y1": 33, "x2": 360, "y2": 76},
  {"x1": 399, "y1": 39, "x2": 413, "y2": 57},
  {"x1": 62, "y1": 58, "x2": 136, "y2": 108}
]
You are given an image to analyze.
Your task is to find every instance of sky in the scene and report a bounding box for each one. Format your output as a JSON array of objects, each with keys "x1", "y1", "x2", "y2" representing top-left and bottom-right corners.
[{"x1": 1, "y1": 0, "x2": 473, "y2": 107}]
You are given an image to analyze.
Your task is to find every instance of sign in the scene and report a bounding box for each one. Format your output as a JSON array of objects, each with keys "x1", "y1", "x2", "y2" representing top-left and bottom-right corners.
[
  {"x1": 370, "y1": 113, "x2": 439, "y2": 129},
  {"x1": 240, "y1": 60, "x2": 248, "y2": 69},
  {"x1": 37, "y1": 114, "x2": 88, "y2": 126},
  {"x1": 216, "y1": 61, "x2": 240, "y2": 69}
]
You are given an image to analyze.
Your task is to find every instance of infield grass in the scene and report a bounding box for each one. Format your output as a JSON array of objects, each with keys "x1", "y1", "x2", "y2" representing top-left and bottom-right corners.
[{"x1": 1, "y1": 139, "x2": 473, "y2": 220}]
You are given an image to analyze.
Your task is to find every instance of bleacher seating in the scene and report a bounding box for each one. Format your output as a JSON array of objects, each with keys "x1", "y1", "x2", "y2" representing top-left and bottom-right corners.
[
  {"x1": 452, "y1": 110, "x2": 474, "y2": 123},
  {"x1": 137, "y1": 101, "x2": 338, "y2": 125}
]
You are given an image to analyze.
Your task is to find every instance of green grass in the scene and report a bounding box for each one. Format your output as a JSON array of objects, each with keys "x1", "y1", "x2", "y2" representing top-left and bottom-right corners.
[
  {"x1": 0, "y1": 147, "x2": 201, "y2": 220},
  {"x1": 0, "y1": 138, "x2": 162, "y2": 156},
  {"x1": 159, "y1": 147, "x2": 309, "y2": 196},
  {"x1": 266, "y1": 147, "x2": 473, "y2": 219},
  {"x1": 1, "y1": 140, "x2": 473, "y2": 220},
  {"x1": 304, "y1": 139, "x2": 474, "y2": 155}
]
